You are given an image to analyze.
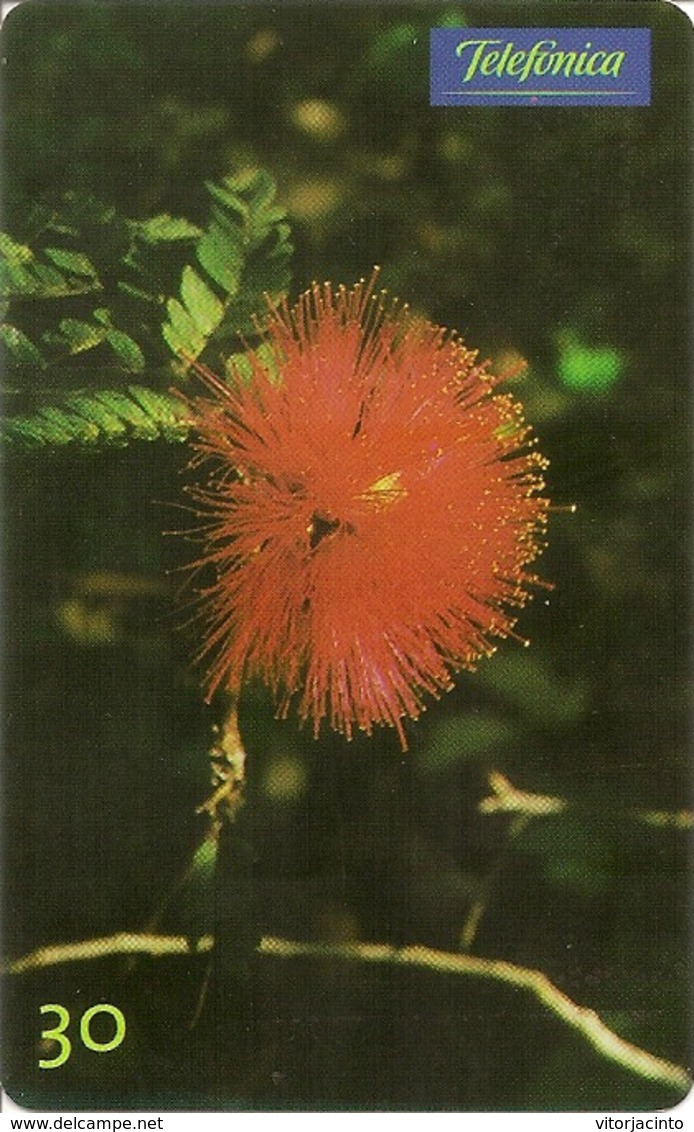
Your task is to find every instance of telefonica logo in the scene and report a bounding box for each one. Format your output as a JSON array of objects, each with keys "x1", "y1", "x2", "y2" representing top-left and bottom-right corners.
[
  {"x1": 457, "y1": 37, "x2": 625, "y2": 83},
  {"x1": 430, "y1": 27, "x2": 651, "y2": 107}
]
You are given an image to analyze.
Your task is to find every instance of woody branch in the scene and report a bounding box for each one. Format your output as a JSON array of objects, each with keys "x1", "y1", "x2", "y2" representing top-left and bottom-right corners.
[{"x1": 3, "y1": 931, "x2": 689, "y2": 1095}]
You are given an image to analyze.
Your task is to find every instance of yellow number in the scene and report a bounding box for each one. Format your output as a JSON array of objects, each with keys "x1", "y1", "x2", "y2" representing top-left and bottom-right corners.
[
  {"x1": 80, "y1": 1004, "x2": 126, "y2": 1053},
  {"x1": 39, "y1": 1002, "x2": 126, "y2": 1066},
  {"x1": 39, "y1": 1004, "x2": 71, "y2": 1069}
]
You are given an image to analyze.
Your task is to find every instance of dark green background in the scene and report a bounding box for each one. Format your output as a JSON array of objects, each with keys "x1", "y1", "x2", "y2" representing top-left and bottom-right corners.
[{"x1": 2, "y1": 0, "x2": 690, "y2": 1111}]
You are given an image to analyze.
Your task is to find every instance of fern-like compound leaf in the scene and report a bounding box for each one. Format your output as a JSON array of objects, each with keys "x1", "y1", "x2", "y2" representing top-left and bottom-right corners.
[
  {"x1": 1, "y1": 386, "x2": 192, "y2": 451},
  {"x1": 162, "y1": 169, "x2": 293, "y2": 362}
]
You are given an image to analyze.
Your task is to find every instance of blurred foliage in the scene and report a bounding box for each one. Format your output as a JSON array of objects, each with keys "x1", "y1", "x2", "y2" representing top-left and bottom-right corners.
[
  {"x1": 2, "y1": 0, "x2": 690, "y2": 1113},
  {"x1": 556, "y1": 328, "x2": 624, "y2": 395}
]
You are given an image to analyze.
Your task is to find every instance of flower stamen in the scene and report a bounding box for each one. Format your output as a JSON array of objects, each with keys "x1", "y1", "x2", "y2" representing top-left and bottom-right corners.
[
  {"x1": 182, "y1": 272, "x2": 550, "y2": 748},
  {"x1": 359, "y1": 471, "x2": 407, "y2": 510}
]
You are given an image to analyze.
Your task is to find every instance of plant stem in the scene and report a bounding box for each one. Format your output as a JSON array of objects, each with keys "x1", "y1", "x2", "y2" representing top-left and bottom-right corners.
[
  {"x1": 197, "y1": 697, "x2": 259, "y2": 1091},
  {"x1": 460, "y1": 814, "x2": 530, "y2": 951}
]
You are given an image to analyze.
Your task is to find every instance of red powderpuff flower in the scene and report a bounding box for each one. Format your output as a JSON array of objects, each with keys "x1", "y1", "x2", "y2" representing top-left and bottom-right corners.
[{"x1": 183, "y1": 272, "x2": 549, "y2": 749}]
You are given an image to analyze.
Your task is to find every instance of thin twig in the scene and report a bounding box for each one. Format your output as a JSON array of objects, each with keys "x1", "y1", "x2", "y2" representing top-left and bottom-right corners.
[
  {"x1": 478, "y1": 771, "x2": 693, "y2": 828},
  {"x1": 637, "y1": 809, "x2": 694, "y2": 830},
  {"x1": 3, "y1": 932, "x2": 214, "y2": 972},
  {"x1": 478, "y1": 771, "x2": 567, "y2": 816},
  {"x1": 3, "y1": 931, "x2": 689, "y2": 1094},
  {"x1": 460, "y1": 770, "x2": 564, "y2": 951},
  {"x1": 196, "y1": 696, "x2": 247, "y2": 825},
  {"x1": 124, "y1": 700, "x2": 246, "y2": 981},
  {"x1": 465, "y1": 769, "x2": 691, "y2": 955},
  {"x1": 459, "y1": 813, "x2": 530, "y2": 951},
  {"x1": 191, "y1": 696, "x2": 247, "y2": 1027}
]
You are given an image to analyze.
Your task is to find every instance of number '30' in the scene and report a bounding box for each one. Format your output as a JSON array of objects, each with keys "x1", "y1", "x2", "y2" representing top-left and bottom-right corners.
[{"x1": 39, "y1": 1003, "x2": 126, "y2": 1068}]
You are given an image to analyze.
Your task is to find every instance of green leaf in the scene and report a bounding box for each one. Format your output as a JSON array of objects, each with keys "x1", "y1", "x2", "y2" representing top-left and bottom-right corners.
[
  {"x1": 205, "y1": 180, "x2": 250, "y2": 221},
  {"x1": 92, "y1": 390, "x2": 157, "y2": 436},
  {"x1": 0, "y1": 238, "x2": 102, "y2": 300},
  {"x1": 106, "y1": 330, "x2": 146, "y2": 372},
  {"x1": 0, "y1": 232, "x2": 33, "y2": 265},
  {"x1": 69, "y1": 396, "x2": 129, "y2": 443},
  {"x1": 117, "y1": 280, "x2": 156, "y2": 303},
  {"x1": 0, "y1": 260, "x2": 38, "y2": 294},
  {"x1": 127, "y1": 385, "x2": 191, "y2": 442},
  {"x1": 32, "y1": 263, "x2": 70, "y2": 290},
  {"x1": 0, "y1": 230, "x2": 102, "y2": 299},
  {"x1": 180, "y1": 265, "x2": 224, "y2": 336},
  {"x1": 58, "y1": 317, "x2": 107, "y2": 354},
  {"x1": 196, "y1": 225, "x2": 243, "y2": 294},
  {"x1": 2, "y1": 386, "x2": 191, "y2": 451},
  {"x1": 156, "y1": 171, "x2": 292, "y2": 358},
  {"x1": 37, "y1": 405, "x2": 90, "y2": 445},
  {"x1": 225, "y1": 341, "x2": 282, "y2": 387},
  {"x1": 163, "y1": 296, "x2": 206, "y2": 359},
  {"x1": 0, "y1": 323, "x2": 47, "y2": 367},
  {"x1": 134, "y1": 213, "x2": 203, "y2": 244},
  {"x1": 44, "y1": 247, "x2": 100, "y2": 280},
  {"x1": 191, "y1": 835, "x2": 217, "y2": 879},
  {"x1": 61, "y1": 391, "x2": 135, "y2": 441}
]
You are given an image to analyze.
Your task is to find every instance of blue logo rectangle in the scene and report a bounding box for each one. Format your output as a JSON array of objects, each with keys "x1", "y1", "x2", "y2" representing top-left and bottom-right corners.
[{"x1": 430, "y1": 27, "x2": 651, "y2": 107}]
